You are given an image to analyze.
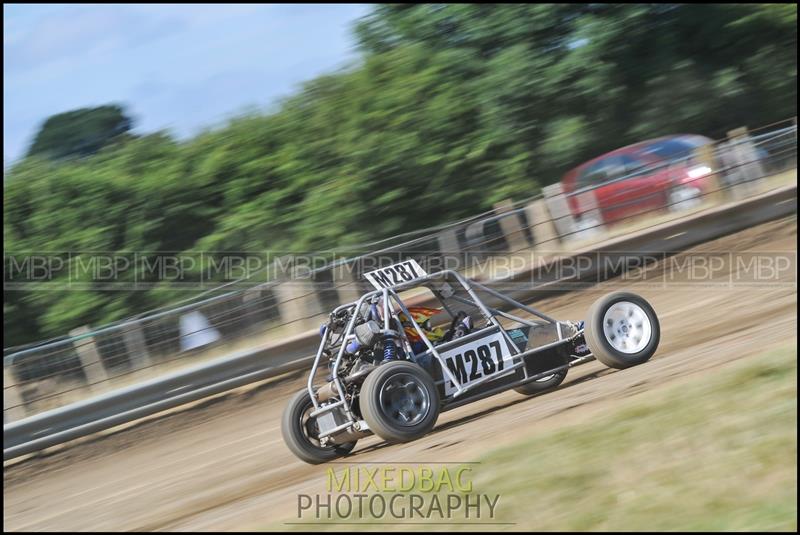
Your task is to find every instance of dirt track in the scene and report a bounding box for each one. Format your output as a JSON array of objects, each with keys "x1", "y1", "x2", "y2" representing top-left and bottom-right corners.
[{"x1": 3, "y1": 217, "x2": 797, "y2": 531}]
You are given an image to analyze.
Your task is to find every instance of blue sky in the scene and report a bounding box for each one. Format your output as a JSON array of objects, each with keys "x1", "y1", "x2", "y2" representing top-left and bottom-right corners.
[{"x1": 3, "y1": 4, "x2": 372, "y2": 164}]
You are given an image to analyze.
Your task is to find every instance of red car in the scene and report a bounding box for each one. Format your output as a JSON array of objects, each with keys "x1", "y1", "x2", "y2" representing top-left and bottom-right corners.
[{"x1": 561, "y1": 135, "x2": 715, "y2": 227}]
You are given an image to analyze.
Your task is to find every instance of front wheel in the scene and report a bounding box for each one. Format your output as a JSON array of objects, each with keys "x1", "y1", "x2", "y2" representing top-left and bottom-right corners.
[
  {"x1": 281, "y1": 389, "x2": 357, "y2": 464},
  {"x1": 360, "y1": 361, "x2": 440, "y2": 444},
  {"x1": 584, "y1": 292, "x2": 660, "y2": 369}
]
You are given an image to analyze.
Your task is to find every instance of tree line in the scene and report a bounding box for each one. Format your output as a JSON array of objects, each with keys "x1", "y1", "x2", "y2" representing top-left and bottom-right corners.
[{"x1": 4, "y1": 4, "x2": 796, "y2": 347}]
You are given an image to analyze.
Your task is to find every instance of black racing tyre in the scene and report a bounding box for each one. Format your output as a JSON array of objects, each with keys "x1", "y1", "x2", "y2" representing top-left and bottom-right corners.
[
  {"x1": 584, "y1": 291, "x2": 660, "y2": 369},
  {"x1": 513, "y1": 368, "x2": 568, "y2": 396},
  {"x1": 360, "y1": 360, "x2": 440, "y2": 444},
  {"x1": 281, "y1": 389, "x2": 357, "y2": 465}
]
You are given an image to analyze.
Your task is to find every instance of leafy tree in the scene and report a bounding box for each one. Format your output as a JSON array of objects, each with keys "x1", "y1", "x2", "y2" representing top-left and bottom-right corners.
[{"x1": 26, "y1": 104, "x2": 133, "y2": 160}]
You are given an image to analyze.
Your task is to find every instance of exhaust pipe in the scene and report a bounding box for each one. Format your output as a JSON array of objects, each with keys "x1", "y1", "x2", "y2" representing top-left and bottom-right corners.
[
  {"x1": 316, "y1": 362, "x2": 377, "y2": 403},
  {"x1": 316, "y1": 381, "x2": 338, "y2": 403}
]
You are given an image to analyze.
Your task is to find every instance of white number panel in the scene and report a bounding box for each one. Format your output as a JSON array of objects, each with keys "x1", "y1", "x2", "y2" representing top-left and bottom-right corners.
[
  {"x1": 364, "y1": 259, "x2": 428, "y2": 290},
  {"x1": 440, "y1": 330, "x2": 515, "y2": 396}
]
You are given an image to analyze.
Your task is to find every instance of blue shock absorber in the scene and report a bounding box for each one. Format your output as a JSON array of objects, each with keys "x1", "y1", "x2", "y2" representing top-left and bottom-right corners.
[{"x1": 383, "y1": 336, "x2": 397, "y2": 362}]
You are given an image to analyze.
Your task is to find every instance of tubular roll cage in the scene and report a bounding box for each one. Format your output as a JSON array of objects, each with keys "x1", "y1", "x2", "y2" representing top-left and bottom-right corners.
[{"x1": 306, "y1": 270, "x2": 585, "y2": 438}]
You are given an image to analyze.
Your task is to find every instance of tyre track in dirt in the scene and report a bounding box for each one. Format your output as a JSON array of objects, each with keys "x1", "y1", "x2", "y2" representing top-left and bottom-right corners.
[{"x1": 3, "y1": 217, "x2": 797, "y2": 531}]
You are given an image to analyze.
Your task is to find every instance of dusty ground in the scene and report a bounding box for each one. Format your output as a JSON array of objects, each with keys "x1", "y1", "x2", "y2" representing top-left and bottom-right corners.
[{"x1": 3, "y1": 216, "x2": 797, "y2": 532}]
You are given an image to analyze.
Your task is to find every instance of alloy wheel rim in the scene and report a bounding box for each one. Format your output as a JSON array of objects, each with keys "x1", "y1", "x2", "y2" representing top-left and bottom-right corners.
[
  {"x1": 379, "y1": 372, "x2": 431, "y2": 427},
  {"x1": 602, "y1": 301, "x2": 652, "y2": 354}
]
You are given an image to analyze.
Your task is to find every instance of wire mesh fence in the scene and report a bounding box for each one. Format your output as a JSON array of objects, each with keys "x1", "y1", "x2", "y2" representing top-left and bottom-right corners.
[{"x1": 3, "y1": 118, "x2": 797, "y2": 421}]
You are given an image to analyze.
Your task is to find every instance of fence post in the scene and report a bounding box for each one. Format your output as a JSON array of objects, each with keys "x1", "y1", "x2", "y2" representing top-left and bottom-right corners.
[
  {"x1": 3, "y1": 366, "x2": 27, "y2": 423},
  {"x1": 524, "y1": 198, "x2": 560, "y2": 251},
  {"x1": 242, "y1": 284, "x2": 269, "y2": 334},
  {"x1": 572, "y1": 189, "x2": 605, "y2": 240},
  {"x1": 333, "y1": 261, "x2": 364, "y2": 305},
  {"x1": 272, "y1": 278, "x2": 325, "y2": 335},
  {"x1": 69, "y1": 326, "x2": 109, "y2": 390},
  {"x1": 493, "y1": 199, "x2": 531, "y2": 252},
  {"x1": 542, "y1": 183, "x2": 577, "y2": 243},
  {"x1": 726, "y1": 126, "x2": 764, "y2": 198},
  {"x1": 437, "y1": 228, "x2": 463, "y2": 271},
  {"x1": 122, "y1": 320, "x2": 152, "y2": 371}
]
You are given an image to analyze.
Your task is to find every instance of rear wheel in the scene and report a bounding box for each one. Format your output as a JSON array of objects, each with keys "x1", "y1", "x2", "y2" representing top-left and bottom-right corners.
[
  {"x1": 584, "y1": 292, "x2": 660, "y2": 369},
  {"x1": 360, "y1": 361, "x2": 440, "y2": 444},
  {"x1": 281, "y1": 389, "x2": 356, "y2": 464},
  {"x1": 514, "y1": 368, "x2": 568, "y2": 396}
]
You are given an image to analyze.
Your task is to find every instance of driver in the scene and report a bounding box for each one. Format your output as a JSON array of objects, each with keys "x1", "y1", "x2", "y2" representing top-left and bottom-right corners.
[
  {"x1": 397, "y1": 306, "x2": 446, "y2": 355},
  {"x1": 397, "y1": 307, "x2": 473, "y2": 356}
]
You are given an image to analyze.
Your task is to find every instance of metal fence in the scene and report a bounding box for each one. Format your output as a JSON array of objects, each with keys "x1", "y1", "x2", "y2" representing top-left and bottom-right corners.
[{"x1": 3, "y1": 118, "x2": 797, "y2": 422}]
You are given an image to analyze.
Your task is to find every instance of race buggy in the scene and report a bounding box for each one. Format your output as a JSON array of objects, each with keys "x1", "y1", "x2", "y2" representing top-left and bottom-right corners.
[{"x1": 282, "y1": 260, "x2": 661, "y2": 464}]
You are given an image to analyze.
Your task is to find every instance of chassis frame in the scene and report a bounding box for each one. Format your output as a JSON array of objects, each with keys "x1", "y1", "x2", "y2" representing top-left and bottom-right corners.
[{"x1": 305, "y1": 269, "x2": 595, "y2": 443}]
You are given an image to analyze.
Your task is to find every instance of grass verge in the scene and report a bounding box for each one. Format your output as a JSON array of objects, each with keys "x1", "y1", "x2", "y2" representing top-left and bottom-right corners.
[{"x1": 468, "y1": 345, "x2": 797, "y2": 531}]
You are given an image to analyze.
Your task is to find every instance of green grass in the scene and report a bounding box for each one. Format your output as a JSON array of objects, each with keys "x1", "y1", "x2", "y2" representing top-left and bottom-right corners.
[
  {"x1": 276, "y1": 345, "x2": 797, "y2": 531},
  {"x1": 469, "y1": 345, "x2": 798, "y2": 531}
]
